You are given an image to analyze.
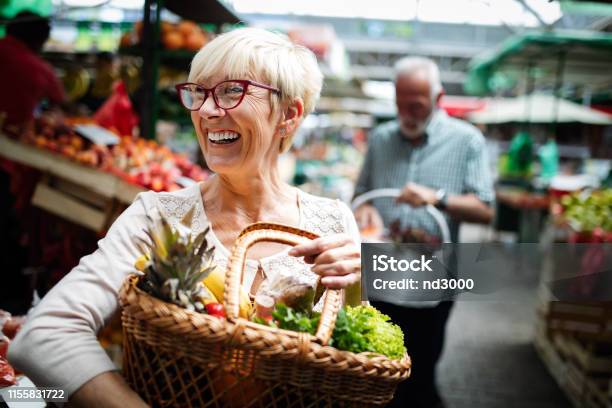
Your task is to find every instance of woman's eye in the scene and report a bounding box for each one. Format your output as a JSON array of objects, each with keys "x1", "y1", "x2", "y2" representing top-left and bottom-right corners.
[{"x1": 227, "y1": 87, "x2": 243, "y2": 94}]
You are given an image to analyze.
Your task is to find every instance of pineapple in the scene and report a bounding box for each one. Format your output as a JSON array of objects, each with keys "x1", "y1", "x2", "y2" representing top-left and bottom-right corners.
[{"x1": 136, "y1": 205, "x2": 217, "y2": 313}]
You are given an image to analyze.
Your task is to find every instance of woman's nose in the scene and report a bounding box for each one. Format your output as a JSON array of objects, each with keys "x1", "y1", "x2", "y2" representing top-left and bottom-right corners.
[{"x1": 198, "y1": 96, "x2": 224, "y2": 119}]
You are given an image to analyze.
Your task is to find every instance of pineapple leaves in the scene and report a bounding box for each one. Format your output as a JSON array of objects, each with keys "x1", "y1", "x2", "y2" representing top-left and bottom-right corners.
[{"x1": 136, "y1": 205, "x2": 217, "y2": 313}]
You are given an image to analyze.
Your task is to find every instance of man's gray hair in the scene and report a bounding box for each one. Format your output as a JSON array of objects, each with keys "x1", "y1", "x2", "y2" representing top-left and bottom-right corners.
[{"x1": 393, "y1": 56, "x2": 443, "y2": 99}]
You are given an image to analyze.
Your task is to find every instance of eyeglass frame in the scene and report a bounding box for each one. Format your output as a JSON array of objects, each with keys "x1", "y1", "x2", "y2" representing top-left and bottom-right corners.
[{"x1": 175, "y1": 79, "x2": 281, "y2": 111}]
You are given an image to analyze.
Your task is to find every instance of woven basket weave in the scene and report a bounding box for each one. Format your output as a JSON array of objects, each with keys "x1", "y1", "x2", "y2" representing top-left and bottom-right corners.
[{"x1": 119, "y1": 222, "x2": 411, "y2": 407}]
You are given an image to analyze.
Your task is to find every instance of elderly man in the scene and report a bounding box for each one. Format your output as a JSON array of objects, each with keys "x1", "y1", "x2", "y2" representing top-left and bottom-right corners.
[{"x1": 354, "y1": 57, "x2": 494, "y2": 408}]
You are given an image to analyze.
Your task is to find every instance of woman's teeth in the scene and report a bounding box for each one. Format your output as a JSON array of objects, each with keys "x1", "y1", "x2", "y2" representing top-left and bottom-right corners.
[{"x1": 208, "y1": 131, "x2": 241, "y2": 144}]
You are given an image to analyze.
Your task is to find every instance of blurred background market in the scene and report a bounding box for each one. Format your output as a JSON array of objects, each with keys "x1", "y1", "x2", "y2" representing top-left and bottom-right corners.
[{"x1": 0, "y1": 0, "x2": 611, "y2": 407}]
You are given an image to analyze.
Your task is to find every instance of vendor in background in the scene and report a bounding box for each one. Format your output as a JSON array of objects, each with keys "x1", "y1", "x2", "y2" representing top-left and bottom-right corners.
[
  {"x1": 0, "y1": 11, "x2": 65, "y2": 132},
  {"x1": 353, "y1": 56, "x2": 494, "y2": 408},
  {"x1": 0, "y1": 12, "x2": 65, "y2": 314}
]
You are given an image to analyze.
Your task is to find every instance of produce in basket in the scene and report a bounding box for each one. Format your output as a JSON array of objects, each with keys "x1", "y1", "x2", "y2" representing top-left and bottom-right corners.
[
  {"x1": 135, "y1": 206, "x2": 251, "y2": 317},
  {"x1": 120, "y1": 223, "x2": 411, "y2": 407},
  {"x1": 136, "y1": 208, "x2": 216, "y2": 313},
  {"x1": 256, "y1": 303, "x2": 407, "y2": 360}
]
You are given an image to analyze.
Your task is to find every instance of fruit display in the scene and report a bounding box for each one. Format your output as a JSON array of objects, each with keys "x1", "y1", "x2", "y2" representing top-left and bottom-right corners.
[
  {"x1": 556, "y1": 189, "x2": 612, "y2": 242},
  {"x1": 0, "y1": 310, "x2": 25, "y2": 388},
  {"x1": 17, "y1": 115, "x2": 208, "y2": 192},
  {"x1": 120, "y1": 20, "x2": 212, "y2": 52},
  {"x1": 62, "y1": 67, "x2": 91, "y2": 102}
]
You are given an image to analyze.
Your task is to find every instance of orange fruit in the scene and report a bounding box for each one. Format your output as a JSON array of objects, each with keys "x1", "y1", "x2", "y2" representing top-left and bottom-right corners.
[{"x1": 162, "y1": 30, "x2": 184, "y2": 50}]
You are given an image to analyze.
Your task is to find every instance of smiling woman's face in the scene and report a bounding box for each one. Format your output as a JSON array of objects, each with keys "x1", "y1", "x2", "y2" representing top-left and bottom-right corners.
[{"x1": 190, "y1": 75, "x2": 282, "y2": 176}]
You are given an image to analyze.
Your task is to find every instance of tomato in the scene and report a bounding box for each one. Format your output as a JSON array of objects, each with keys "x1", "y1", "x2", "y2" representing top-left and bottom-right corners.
[
  {"x1": 0, "y1": 358, "x2": 16, "y2": 387},
  {"x1": 205, "y1": 303, "x2": 226, "y2": 318}
]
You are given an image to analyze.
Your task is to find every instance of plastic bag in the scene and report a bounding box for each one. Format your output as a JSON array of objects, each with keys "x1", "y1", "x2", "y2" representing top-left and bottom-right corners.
[{"x1": 93, "y1": 80, "x2": 138, "y2": 137}]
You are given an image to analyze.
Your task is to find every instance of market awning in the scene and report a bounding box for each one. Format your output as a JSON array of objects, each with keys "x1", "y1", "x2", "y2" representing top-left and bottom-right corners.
[
  {"x1": 164, "y1": 0, "x2": 241, "y2": 25},
  {"x1": 467, "y1": 94, "x2": 612, "y2": 125},
  {"x1": 464, "y1": 31, "x2": 612, "y2": 98}
]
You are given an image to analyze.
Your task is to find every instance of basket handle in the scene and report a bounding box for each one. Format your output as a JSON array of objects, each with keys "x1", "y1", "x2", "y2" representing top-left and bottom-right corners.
[
  {"x1": 224, "y1": 222, "x2": 342, "y2": 345},
  {"x1": 351, "y1": 188, "x2": 452, "y2": 243}
]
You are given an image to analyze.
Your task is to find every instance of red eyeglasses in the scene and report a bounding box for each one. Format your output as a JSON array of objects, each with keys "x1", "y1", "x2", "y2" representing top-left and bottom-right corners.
[{"x1": 175, "y1": 79, "x2": 281, "y2": 111}]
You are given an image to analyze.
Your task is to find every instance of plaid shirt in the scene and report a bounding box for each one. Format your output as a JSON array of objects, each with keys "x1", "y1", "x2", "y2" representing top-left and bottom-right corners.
[{"x1": 355, "y1": 109, "x2": 494, "y2": 243}]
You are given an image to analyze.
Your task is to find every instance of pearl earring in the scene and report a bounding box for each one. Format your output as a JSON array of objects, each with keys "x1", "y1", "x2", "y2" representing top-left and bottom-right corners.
[{"x1": 279, "y1": 128, "x2": 286, "y2": 136}]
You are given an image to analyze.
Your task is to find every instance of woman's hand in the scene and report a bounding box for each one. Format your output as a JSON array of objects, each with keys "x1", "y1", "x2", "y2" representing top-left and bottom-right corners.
[
  {"x1": 288, "y1": 234, "x2": 360, "y2": 289},
  {"x1": 68, "y1": 371, "x2": 148, "y2": 408}
]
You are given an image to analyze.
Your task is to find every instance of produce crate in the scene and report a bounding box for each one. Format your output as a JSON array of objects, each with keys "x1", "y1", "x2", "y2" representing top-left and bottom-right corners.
[
  {"x1": 535, "y1": 320, "x2": 612, "y2": 408},
  {"x1": 564, "y1": 335, "x2": 612, "y2": 375},
  {"x1": 0, "y1": 134, "x2": 144, "y2": 205},
  {"x1": 32, "y1": 176, "x2": 118, "y2": 233},
  {"x1": 534, "y1": 322, "x2": 581, "y2": 407},
  {"x1": 583, "y1": 378, "x2": 611, "y2": 408},
  {"x1": 539, "y1": 302, "x2": 612, "y2": 342}
]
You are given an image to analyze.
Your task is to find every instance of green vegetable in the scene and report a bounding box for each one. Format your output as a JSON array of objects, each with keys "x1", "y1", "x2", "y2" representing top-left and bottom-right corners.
[
  {"x1": 561, "y1": 189, "x2": 612, "y2": 232},
  {"x1": 331, "y1": 305, "x2": 406, "y2": 360},
  {"x1": 254, "y1": 303, "x2": 320, "y2": 334},
  {"x1": 254, "y1": 304, "x2": 407, "y2": 360}
]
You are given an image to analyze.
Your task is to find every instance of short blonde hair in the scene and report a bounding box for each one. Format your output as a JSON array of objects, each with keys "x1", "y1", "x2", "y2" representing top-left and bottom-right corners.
[{"x1": 189, "y1": 28, "x2": 323, "y2": 152}]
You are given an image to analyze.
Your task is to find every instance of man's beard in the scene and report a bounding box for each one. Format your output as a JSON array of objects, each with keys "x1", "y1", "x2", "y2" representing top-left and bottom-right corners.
[{"x1": 400, "y1": 109, "x2": 435, "y2": 139}]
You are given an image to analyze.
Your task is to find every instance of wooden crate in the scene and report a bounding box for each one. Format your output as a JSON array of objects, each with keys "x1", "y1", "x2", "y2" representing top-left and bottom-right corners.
[
  {"x1": 535, "y1": 322, "x2": 583, "y2": 407},
  {"x1": 540, "y1": 302, "x2": 612, "y2": 341},
  {"x1": 565, "y1": 336, "x2": 612, "y2": 375},
  {"x1": 32, "y1": 177, "x2": 117, "y2": 233},
  {"x1": 535, "y1": 319, "x2": 612, "y2": 408},
  {"x1": 0, "y1": 134, "x2": 144, "y2": 205},
  {"x1": 583, "y1": 378, "x2": 611, "y2": 408}
]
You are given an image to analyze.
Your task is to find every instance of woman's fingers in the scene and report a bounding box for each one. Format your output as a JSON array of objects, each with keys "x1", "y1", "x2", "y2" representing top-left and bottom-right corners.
[
  {"x1": 321, "y1": 272, "x2": 360, "y2": 289},
  {"x1": 307, "y1": 245, "x2": 359, "y2": 266},
  {"x1": 289, "y1": 233, "x2": 361, "y2": 289},
  {"x1": 311, "y1": 259, "x2": 359, "y2": 277},
  {"x1": 288, "y1": 234, "x2": 354, "y2": 257}
]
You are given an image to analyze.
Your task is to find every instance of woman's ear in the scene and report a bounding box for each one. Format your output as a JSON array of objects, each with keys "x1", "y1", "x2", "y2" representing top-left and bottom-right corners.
[{"x1": 278, "y1": 98, "x2": 304, "y2": 136}]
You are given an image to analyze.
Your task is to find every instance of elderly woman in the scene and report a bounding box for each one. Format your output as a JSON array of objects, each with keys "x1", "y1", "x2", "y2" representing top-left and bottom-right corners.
[{"x1": 8, "y1": 28, "x2": 361, "y2": 407}]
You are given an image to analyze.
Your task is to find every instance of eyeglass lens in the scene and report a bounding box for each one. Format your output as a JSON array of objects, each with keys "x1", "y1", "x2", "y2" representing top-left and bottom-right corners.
[{"x1": 179, "y1": 81, "x2": 246, "y2": 110}]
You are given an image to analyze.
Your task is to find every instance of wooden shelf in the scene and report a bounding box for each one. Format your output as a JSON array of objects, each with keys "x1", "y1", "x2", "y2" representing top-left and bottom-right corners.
[{"x1": 0, "y1": 135, "x2": 144, "y2": 204}]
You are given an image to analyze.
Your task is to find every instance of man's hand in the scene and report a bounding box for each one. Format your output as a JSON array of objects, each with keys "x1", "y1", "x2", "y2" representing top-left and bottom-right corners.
[
  {"x1": 354, "y1": 204, "x2": 384, "y2": 231},
  {"x1": 396, "y1": 182, "x2": 437, "y2": 207},
  {"x1": 288, "y1": 234, "x2": 360, "y2": 289},
  {"x1": 396, "y1": 182, "x2": 494, "y2": 224}
]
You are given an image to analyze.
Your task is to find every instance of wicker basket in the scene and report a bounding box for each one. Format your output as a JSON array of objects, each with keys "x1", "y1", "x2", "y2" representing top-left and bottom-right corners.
[{"x1": 119, "y1": 222, "x2": 411, "y2": 407}]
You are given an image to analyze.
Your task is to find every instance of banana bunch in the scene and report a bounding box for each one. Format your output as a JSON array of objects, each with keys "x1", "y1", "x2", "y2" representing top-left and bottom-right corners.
[{"x1": 63, "y1": 67, "x2": 90, "y2": 102}]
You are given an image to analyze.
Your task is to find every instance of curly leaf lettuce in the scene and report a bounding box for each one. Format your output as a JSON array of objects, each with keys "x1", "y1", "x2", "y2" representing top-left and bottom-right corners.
[{"x1": 331, "y1": 305, "x2": 406, "y2": 360}]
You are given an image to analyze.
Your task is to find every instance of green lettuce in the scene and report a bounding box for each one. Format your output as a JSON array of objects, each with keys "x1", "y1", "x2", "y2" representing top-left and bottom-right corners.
[
  {"x1": 256, "y1": 304, "x2": 406, "y2": 360},
  {"x1": 331, "y1": 305, "x2": 406, "y2": 360}
]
